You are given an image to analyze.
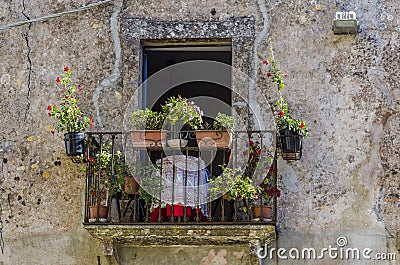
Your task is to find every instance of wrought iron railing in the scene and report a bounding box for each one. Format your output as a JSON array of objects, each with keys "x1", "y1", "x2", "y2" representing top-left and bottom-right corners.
[{"x1": 84, "y1": 130, "x2": 278, "y2": 225}]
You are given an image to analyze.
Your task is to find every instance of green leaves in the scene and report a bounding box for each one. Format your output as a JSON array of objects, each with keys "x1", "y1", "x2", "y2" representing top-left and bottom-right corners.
[
  {"x1": 264, "y1": 43, "x2": 310, "y2": 138},
  {"x1": 47, "y1": 67, "x2": 93, "y2": 133},
  {"x1": 131, "y1": 108, "x2": 164, "y2": 130},
  {"x1": 213, "y1": 112, "x2": 235, "y2": 131},
  {"x1": 162, "y1": 95, "x2": 203, "y2": 130}
]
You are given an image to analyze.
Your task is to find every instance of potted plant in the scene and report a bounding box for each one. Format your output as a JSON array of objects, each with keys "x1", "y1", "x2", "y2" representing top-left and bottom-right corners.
[
  {"x1": 131, "y1": 108, "x2": 166, "y2": 148},
  {"x1": 136, "y1": 164, "x2": 162, "y2": 221},
  {"x1": 263, "y1": 43, "x2": 309, "y2": 160},
  {"x1": 195, "y1": 112, "x2": 235, "y2": 148},
  {"x1": 252, "y1": 166, "x2": 281, "y2": 220},
  {"x1": 161, "y1": 95, "x2": 203, "y2": 147},
  {"x1": 47, "y1": 66, "x2": 93, "y2": 156},
  {"x1": 209, "y1": 165, "x2": 258, "y2": 220},
  {"x1": 88, "y1": 143, "x2": 131, "y2": 220},
  {"x1": 274, "y1": 97, "x2": 309, "y2": 160}
]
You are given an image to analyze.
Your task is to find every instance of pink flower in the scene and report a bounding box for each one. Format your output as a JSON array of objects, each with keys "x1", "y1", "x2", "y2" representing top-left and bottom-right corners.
[
  {"x1": 254, "y1": 194, "x2": 259, "y2": 200},
  {"x1": 283, "y1": 73, "x2": 288, "y2": 78}
]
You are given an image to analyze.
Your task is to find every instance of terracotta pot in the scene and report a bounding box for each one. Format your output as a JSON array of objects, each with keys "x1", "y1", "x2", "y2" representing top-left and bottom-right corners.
[
  {"x1": 89, "y1": 205, "x2": 109, "y2": 219},
  {"x1": 195, "y1": 130, "x2": 231, "y2": 148},
  {"x1": 251, "y1": 205, "x2": 262, "y2": 218},
  {"x1": 131, "y1": 130, "x2": 166, "y2": 148},
  {"x1": 124, "y1": 177, "x2": 139, "y2": 195},
  {"x1": 261, "y1": 205, "x2": 272, "y2": 219}
]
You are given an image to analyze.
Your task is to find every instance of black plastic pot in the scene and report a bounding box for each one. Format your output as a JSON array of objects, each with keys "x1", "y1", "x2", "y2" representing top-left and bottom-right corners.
[
  {"x1": 64, "y1": 132, "x2": 85, "y2": 156},
  {"x1": 278, "y1": 129, "x2": 302, "y2": 160}
]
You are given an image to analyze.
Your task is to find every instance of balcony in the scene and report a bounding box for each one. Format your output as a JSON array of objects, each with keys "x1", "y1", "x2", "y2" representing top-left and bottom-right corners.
[{"x1": 83, "y1": 130, "x2": 277, "y2": 249}]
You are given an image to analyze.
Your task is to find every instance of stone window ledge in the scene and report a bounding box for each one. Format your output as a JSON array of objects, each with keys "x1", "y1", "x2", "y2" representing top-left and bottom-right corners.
[{"x1": 84, "y1": 224, "x2": 275, "y2": 245}]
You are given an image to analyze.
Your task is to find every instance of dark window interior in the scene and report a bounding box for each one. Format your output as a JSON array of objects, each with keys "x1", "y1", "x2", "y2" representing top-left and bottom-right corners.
[
  {"x1": 141, "y1": 45, "x2": 233, "y2": 220},
  {"x1": 143, "y1": 46, "x2": 232, "y2": 126}
]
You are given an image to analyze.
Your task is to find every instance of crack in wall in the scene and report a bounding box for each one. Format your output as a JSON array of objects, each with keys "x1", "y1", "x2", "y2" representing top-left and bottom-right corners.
[
  {"x1": 92, "y1": 0, "x2": 122, "y2": 128},
  {"x1": 21, "y1": 0, "x2": 32, "y2": 123}
]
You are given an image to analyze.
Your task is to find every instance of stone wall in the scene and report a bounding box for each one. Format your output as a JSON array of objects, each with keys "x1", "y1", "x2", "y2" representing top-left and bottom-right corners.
[{"x1": 0, "y1": 0, "x2": 399, "y2": 264}]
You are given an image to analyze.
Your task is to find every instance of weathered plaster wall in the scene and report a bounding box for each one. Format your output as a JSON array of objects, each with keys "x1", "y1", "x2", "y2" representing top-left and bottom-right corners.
[{"x1": 0, "y1": 0, "x2": 399, "y2": 264}]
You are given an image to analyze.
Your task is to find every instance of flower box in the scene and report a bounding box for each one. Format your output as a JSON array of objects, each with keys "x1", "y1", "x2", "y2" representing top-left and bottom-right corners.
[
  {"x1": 131, "y1": 130, "x2": 166, "y2": 148},
  {"x1": 195, "y1": 130, "x2": 231, "y2": 148}
]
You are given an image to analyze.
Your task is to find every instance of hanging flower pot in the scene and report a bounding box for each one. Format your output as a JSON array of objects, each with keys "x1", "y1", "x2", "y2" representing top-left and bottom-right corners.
[
  {"x1": 46, "y1": 67, "x2": 94, "y2": 158},
  {"x1": 278, "y1": 129, "x2": 302, "y2": 160},
  {"x1": 64, "y1": 132, "x2": 85, "y2": 156}
]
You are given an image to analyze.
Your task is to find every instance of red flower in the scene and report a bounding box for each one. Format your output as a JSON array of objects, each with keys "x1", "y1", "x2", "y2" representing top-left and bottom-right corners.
[
  {"x1": 47, "y1": 105, "x2": 52, "y2": 111},
  {"x1": 89, "y1": 123, "x2": 93, "y2": 129},
  {"x1": 283, "y1": 73, "x2": 288, "y2": 78},
  {"x1": 48, "y1": 113, "x2": 51, "y2": 117},
  {"x1": 56, "y1": 77, "x2": 61, "y2": 83},
  {"x1": 262, "y1": 60, "x2": 269, "y2": 65},
  {"x1": 247, "y1": 141, "x2": 254, "y2": 146},
  {"x1": 299, "y1": 122, "x2": 305, "y2": 129},
  {"x1": 50, "y1": 130, "x2": 55, "y2": 135},
  {"x1": 268, "y1": 167, "x2": 275, "y2": 173},
  {"x1": 64, "y1": 66, "x2": 69, "y2": 72},
  {"x1": 266, "y1": 72, "x2": 273, "y2": 77},
  {"x1": 89, "y1": 116, "x2": 94, "y2": 122},
  {"x1": 256, "y1": 149, "x2": 262, "y2": 155},
  {"x1": 87, "y1": 157, "x2": 95, "y2": 163},
  {"x1": 78, "y1": 87, "x2": 83, "y2": 93},
  {"x1": 276, "y1": 189, "x2": 281, "y2": 197},
  {"x1": 278, "y1": 111, "x2": 285, "y2": 116}
]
